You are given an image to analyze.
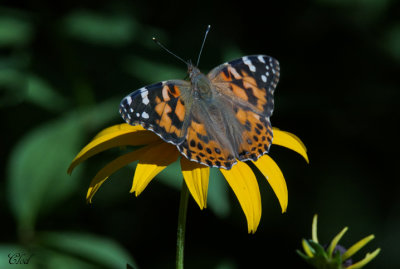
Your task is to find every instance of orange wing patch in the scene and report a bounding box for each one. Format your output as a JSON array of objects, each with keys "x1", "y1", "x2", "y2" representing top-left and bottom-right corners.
[
  {"x1": 149, "y1": 84, "x2": 187, "y2": 140},
  {"x1": 175, "y1": 99, "x2": 185, "y2": 122},
  {"x1": 231, "y1": 83, "x2": 248, "y2": 101},
  {"x1": 235, "y1": 107, "x2": 273, "y2": 161},
  {"x1": 213, "y1": 67, "x2": 269, "y2": 112},
  {"x1": 177, "y1": 121, "x2": 236, "y2": 169},
  {"x1": 241, "y1": 70, "x2": 267, "y2": 111},
  {"x1": 162, "y1": 84, "x2": 181, "y2": 101}
]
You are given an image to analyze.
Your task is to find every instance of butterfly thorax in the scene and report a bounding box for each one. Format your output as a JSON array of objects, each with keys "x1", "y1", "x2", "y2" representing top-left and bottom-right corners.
[{"x1": 188, "y1": 65, "x2": 213, "y2": 100}]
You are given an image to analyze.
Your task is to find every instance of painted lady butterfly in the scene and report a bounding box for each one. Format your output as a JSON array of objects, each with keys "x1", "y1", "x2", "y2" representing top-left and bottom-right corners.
[{"x1": 120, "y1": 35, "x2": 280, "y2": 170}]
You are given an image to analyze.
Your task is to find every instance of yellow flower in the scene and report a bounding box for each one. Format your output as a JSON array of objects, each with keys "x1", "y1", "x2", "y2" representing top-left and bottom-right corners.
[{"x1": 68, "y1": 123, "x2": 308, "y2": 233}]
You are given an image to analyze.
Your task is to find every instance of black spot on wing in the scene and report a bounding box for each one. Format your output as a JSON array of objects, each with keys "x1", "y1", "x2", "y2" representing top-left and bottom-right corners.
[
  {"x1": 157, "y1": 96, "x2": 184, "y2": 136},
  {"x1": 231, "y1": 79, "x2": 245, "y2": 89},
  {"x1": 197, "y1": 142, "x2": 203, "y2": 150},
  {"x1": 196, "y1": 133, "x2": 209, "y2": 143},
  {"x1": 222, "y1": 68, "x2": 230, "y2": 79},
  {"x1": 245, "y1": 87, "x2": 258, "y2": 107},
  {"x1": 168, "y1": 83, "x2": 176, "y2": 94}
]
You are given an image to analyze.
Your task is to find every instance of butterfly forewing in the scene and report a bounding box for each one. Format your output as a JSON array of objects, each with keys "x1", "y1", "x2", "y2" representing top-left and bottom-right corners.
[
  {"x1": 119, "y1": 80, "x2": 191, "y2": 144},
  {"x1": 208, "y1": 55, "x2": 279, "y2": 117}
]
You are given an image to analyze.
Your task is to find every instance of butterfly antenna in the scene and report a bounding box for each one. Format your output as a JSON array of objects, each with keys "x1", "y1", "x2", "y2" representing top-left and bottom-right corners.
[
  {"x1": 196, "y1": 25, "x2": 211, "y2": 67},
  {"x1": 152, "y1": 37, "x2": 187, "y2": 65}
]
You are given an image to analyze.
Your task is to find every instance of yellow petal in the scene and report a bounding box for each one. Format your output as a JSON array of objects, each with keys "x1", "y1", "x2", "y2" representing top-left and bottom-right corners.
[
  {"x1": 86, "y1": 148, "x2": 147, "y2": 203},
  {"x1": 312, "y1": 214, "x2": 319, "y2": 243},
  {"x1": 252, "y1": 154, "x2": 288, "y2": 213},
  {"x1": 131, "y1": 142, "x2": 179, "y2": 195},
  {"x1": 342, "y1": 234, "x2": 375, "y2": 261},
  {"x1": 92, "y1": 123, "x2": 145, "y2": 139},
  {"x1": 180, "y1": 157, "x2": 210, "y2": 210},
  {"x1": 346, "y1": 248, "x2": 381, "y2": 269},
  {"x1": 68, "y1": 124, "x2": 160, "y2": 174},
  {"x1": 327, "y1": 226, "x2": 348, "y2": 258},
  {"x1": 302, "y1": 239, "x2": 314, "y2": 258},
  {"x1": 272, "y1": 128, "x2": 309, "y2": 163},
  {"x1": 220, "y1": 161, "x2": 261, "y2": 233}
]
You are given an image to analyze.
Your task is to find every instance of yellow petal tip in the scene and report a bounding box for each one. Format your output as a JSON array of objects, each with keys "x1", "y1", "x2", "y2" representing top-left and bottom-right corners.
[{"x1": 272, "y1": 128, "x2": 309, "y2": 164}]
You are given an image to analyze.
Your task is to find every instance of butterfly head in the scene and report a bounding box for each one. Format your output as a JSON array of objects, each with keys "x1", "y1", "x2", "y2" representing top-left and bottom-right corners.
[{"x1": 187, "y1": 61, "x2": 201, "y2": 79}]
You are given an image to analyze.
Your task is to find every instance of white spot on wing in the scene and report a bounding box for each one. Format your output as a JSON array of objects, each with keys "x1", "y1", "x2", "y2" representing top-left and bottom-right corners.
[
  {"x1": 162, "y1": 85, "x2": 170, "y2": 101},
  {"x1": 141, "y1": 91, "x2": 149, "y2": 105},
  {"x1": 141, "y1": 111, "x2": 149, "y2": 119},
  {"x1": 261, "y1": 75, "x2": 267, "y2": 82},
  {"x1": 126, "y1": 96, "x2": 132, "y2": 105},
  {"x1": 243, "y1": 56, "x2": 256, "y2": 72},
  {"x1": 257, "y1": 55, "x2": 266, "y2": 63},
  {"x1": 228, "y1": 66, "x2": 241, "y2": 79}
]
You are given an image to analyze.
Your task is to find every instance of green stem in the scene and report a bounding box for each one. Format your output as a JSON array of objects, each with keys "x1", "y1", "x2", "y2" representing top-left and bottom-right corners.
[{"x1": 176, "y1": 180, "x2": 190, "y2": 269}]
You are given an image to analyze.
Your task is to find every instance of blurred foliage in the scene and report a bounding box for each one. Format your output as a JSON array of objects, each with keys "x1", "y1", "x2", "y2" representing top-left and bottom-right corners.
[
  {"x1": 383, "y1": 24, "x2": 400, "y2": 61},
  {"x1": 37, "y1": 232, "x2": 135, "y2": 268},
  {"x1": 1, "y1": 0, "x2": 399, "y2": 268},
  {"x1": 0, "y1": 15, "x2": 33, "y2": 47},
  {"x1": 7, "y1": 100, "x2": 117, "y2": 234},
  {"x1": 63, "y1": 10, "x2": 137, "y2": 46}
]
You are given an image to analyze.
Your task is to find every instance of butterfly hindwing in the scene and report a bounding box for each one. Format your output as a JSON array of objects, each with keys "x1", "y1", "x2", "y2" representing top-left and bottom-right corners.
[
  {"x1": 232, "y1": 106, "x2": 274, "y2": 162},
  {"x1": 119, "y1": 80, "x2": 191, "y2": 144}
]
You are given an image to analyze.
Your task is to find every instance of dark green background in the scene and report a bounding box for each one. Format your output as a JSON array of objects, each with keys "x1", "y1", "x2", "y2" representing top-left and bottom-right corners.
[{"x1": 1, "y1": 0, "x2": 399, "y2": 268}]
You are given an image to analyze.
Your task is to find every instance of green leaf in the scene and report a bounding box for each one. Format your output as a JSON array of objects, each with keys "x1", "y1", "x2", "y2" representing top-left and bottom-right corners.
[
  {"x1": 297, "y1": 249, "x2": 312, "y2": 261},
  {"x1": 7, "y1": 115, "x2": 83, "y2": 234},
  {"x1": 0, "y1": 69, "x2": 26, "y2": 107},
  {"x1": 383, "y1": 24, "x2": 400, "y2": 61},
  {"x1": 6, "y1": 99, "x2": 119, "y2": 234},
  {"x1": 37, "y1": 231, "x2": 136, "y2": 269},
  {"x1": 0, "y1": 71, "x2": 68, "y2": 110},
  {"x1": 25, "y1": 75, "x2": 69, "y2": 111},
  {"x1": 0, "y1": 16, "x2": 33, "y2": 47},
  {"x1": 207, "y1": 168, "x2": 230, "y2": 217},
  {"x1": 64, "y1": 10, "x2": 137, "y2": 46},
  {"x1": 157, "y1": 159, "x2": 182, "y2": 189},
  {"x1": 42, "y1": 249, "x2": 98, "y2": 269},
  {"x1": 308, "y1": 240, "x2": 328, "y2": 258}
]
